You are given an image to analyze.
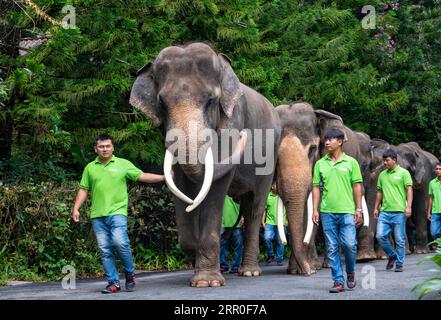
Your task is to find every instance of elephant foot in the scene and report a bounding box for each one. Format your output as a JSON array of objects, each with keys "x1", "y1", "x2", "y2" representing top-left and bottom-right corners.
[
  {"x1": 190, "y1": 271, "x2": 225, "y2": 288},
  {"x1": 239, "y1": 264, "x2": 262, "y2": 277},
  {"x1": 287, "y1": 261, "x2": 316, "y2": 275},
  {"x1": 356, "y1": 250, "x2": 377, "y2": 262},
  {"x1": 415, "y1": 246, "x2": 430, "y2": 254}
]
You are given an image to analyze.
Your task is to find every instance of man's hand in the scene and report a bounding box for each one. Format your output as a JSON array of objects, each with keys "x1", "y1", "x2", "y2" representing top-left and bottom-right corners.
[
  {"x1": 313, "y1": 210, "x2": 320, "y2": 225},
  {"x1": 354, "y1": 211, "x2": 363, "y2": 227},
  {"x1": 373, "y1": 209, "x2": 379, "y2": 219},
  {"x1": 405, "y1": 206, "x2": 412, "y2": 218},
  {"x1": 428, "y1": 212, "x2": 432, "y2": 221},
  {"x1": 72, "y1": 209, "x2": 80, "y2": 223}
]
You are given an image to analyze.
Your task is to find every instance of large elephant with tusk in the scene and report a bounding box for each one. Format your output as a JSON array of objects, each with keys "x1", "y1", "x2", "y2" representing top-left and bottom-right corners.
[
  {"x1": 274, "y1": 103, "x2": 373, "y2": 274},
  {"x1": 130, "y1": 43, "x2": 281, "y2": 287}
]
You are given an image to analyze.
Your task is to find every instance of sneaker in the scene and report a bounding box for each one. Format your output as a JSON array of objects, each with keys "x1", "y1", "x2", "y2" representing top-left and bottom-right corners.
[
  {"x1": 276, "y1": 260, "x2": 283, "y2": 266},
  {"x1": 395, "y1": 265, "x2": 403, "y2": 272},
  {"x1": 220, "y1": 266, "x2": 229, "y2": 273},
  {"x1": 125, "y1": 273, "x2": 136, "y2": 292},
  {"x1": 386, "y1": 256, "x2": 397, "y2": 270},
  {"x1": 347, "y1": 272, "x2": 356, "y2": 290},
  {"x1": 229, "y1": 268, "x2": 239, "y2": 274},
  {"x1": 266, "y1": 256, "x2": 274, "y2": 264},
  {"x1": 101, "y1": 283, "x2": 121, "y2": 294},
  {"x1": 329, "y1": 281, "x2": 345, "y2": 293}
]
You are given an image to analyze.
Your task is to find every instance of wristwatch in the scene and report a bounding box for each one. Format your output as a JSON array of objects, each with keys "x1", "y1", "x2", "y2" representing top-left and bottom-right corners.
[{"x1": 356, "y1": 208, "x2": 363, "y2": 213}]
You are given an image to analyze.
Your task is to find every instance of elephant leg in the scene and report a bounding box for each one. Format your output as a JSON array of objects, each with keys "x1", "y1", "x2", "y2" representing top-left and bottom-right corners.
[
  {"x1": 307, "y1": 228, "x2": 322, "y2": 270},
  {"x1": 239, "y1": 193, "x2": 264, "y2": 277},
  {"x1": 413, "y1": 190, "x2": 430, "y2": 253},
  {"x1": 357, "y1": 226, "x2": 377, "y2": 261},
  {"x1": 175, "y1": 171, "x2": 232, "y2": 287}
]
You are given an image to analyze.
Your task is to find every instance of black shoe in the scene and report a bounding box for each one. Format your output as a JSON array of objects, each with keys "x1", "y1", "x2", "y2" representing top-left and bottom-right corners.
[
  {"x1": 220, "y1": 266, "x2": 229, "y2": 273},
  {"x1": 266, "y1": 256, "x2": 274, "y2": 264},
  {"x1": 125, "y1": 273, "x2": 136, "y2": 292},
  {"x1": 101, "y1": 283, "x2": 121, "y2": 294},
  {"x1": 386, "y1": 257, "x2": 397, "y2": 270},
  {"x1": 395, "y1": 265, "x2": 403, "y2": 272},
  {"x1": 276, "y1": 260, "x2": 283, "y2": 266},
  {"x1": 329, "y1": 281, "x2": 345, "y2": 293},
  {"x1": 347, "y1": 272, "x2": 356, "y2": 290},
  {"x1": 229, "y1": 269, "x2": 239, "y2": 274}
]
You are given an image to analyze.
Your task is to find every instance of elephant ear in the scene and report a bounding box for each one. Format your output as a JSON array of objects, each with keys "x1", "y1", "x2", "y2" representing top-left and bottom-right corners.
[
  {"x1": 129, "y1": 62, "x2": 162, "y2": 127},
  {"x1": 314, "y1": 109, "x2": 348, "y2": 142},
  {"x1": 218, "y1": 54, "x2": 243, "y2": 118}
]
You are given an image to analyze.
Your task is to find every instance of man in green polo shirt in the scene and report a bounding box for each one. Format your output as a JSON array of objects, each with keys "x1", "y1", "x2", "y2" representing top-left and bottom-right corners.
[
  {"x1": 428, "y1": 163, "x2": 441, "y2": 243},
  {"x1": 72, "y1": 134, "x2": 165, "y2": 294},
  {"x1": 312, "y1": 128, "x2": 363, "y2": 293},
  {"x1": 261, "y1": 182, "x2": 287, "y2": 266},
  {"x1": 220, "y1": 196, "x2": 243, "y2": 274},
  {"x1": 374, "y1": 149, "x2": 413, "y2": 273}
]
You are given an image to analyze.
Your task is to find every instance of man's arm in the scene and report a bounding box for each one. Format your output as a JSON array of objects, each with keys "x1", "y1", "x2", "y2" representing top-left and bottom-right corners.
[
  {"x1": 427, "y1": 196, "x2": 433, "y2": 221},
  {"x1": 138, "y1": 172, "x2": 165, "y2": 183},
  {"x1": 405, "y1": 186, "x2": 413, "y2": 217},
  {"x1": 312, "y1": 185, "x2": 321, "y2": 225},
  {"x1": 352, "y1": 182, "x2": 363, "y2": 226},
  {"x1": 72, "y1": 189, "x2": 89, "y2": 222},
  {"x1": 373, "y1": 190, "x2": 383, "y2": 219}
]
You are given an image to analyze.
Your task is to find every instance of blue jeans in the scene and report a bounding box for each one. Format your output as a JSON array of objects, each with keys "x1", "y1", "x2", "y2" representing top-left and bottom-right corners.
[
  {"x1": 376, "y1": 212, "x2": 406, "y2": 267},
  {"x1": 430, "y1": 213, "x2": 441, "y2": 240},
  {"x1": 92, "y1": 214, "x2": 135, "y2": 285},
  {"x1": 220, "y1": 227, "x2": 243, "y2": 270},
  {"x1": 321, "y1": 213, "x2": 357, "y2": 285},
  {"x1": 263, "y1": 224, "x2": 286, "y2": 262}
]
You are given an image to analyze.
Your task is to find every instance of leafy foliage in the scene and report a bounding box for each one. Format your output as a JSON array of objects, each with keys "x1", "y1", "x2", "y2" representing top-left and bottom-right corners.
[{"x1": 412, "y1": 238, "x2": 441, "y2": 300}]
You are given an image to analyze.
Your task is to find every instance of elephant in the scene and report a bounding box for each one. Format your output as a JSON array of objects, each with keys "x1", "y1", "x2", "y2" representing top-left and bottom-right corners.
[
  {"x1": 275, "y1": 102, "x2": 321, "y2": 275},
  {"x1": 129, "y1": 42, "x2": 281, "y2": 287},
  {"x1": 313, "y1": 110, "x2": 375, "y2": 261},
  {"x1": 395, "y1": 142, "x2": 439, "y2": 253}
]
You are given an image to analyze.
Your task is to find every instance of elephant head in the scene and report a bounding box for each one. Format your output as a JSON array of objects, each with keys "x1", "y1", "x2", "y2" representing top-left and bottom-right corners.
[{"x1": 130, "y1": 43, "x2": 247, "y2": 211}]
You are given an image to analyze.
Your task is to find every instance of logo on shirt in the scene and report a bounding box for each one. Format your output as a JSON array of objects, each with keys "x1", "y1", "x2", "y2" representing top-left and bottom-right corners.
[
  {"x1": 339, "y1": 167, "x2": 349, "y2": 172},
  {"x1": 107, "y1": 168, "x2": 118, "y2": 172},
  {"x1": 394, "y1": 176, "x2": 402, "y2": 180}
]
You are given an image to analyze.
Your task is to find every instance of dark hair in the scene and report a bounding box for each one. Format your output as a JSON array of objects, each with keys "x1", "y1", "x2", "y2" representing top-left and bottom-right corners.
[
  {"x1": 382, "y1": 149, "x2": 397, "y2": 160},
  {"x1": 324, "y1": 128, "x2": 345, "y2": 142},
  {"x1": 95, "y1": 134, "x2": 113, "y2": 145},
  {"x1": 435, "y1": 162, "x2": 441, "y2": 168}
]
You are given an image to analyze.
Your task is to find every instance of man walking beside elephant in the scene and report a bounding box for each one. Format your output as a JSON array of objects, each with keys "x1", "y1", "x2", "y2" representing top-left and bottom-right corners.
[
  {"x1": 374, "y1": 149, "x2": 413, "y2": 273},
  {"x1": 312, "y1": 128, "x2": 363, "y2": 293},
  {"x1": 428, "y1": 163, "x2": 441, "y2": 243}
]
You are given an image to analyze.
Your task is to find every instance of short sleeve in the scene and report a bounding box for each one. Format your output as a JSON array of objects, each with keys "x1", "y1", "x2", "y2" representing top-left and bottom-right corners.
[
  {"x1": 125, "y1": 160, "x2": 143, "y2": 181},
  {"x1": 79, "y1": 166, "x2": 90, "y2": 190},
  {"x1": 312, "y1": 161, "x2": 321, "y2": 186},
  {"x1": 377, "y1": 173, "x2": 383, "y2": 190},
  {"x1": 351, "y1": 159, "x2": 363, "y2": 184},
  {"x1": 403, "y1": 170, "x2": 413, "y2": 187},
  {"x1": 429, "y1": 182, "x2": 433, "y2": 196}
]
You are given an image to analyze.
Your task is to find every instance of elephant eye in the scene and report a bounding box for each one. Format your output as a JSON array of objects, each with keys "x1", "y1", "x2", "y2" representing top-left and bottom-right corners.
[
  {"x1": 204, "y1": 97, "x2": 215, "y2": 110},
  {"x1": 158, "y1": 96, "x2": 167, "y2": 109}
]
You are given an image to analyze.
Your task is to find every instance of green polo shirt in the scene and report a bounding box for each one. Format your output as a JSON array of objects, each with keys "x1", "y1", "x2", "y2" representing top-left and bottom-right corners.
[
  {"x1": 313, "y1": 153, "x2": 363, "y2": 214},
  {"x1": 265, "y1": 192, "x2": 286, "y2": 225},
  {"x1": 222, "y1": 196, "x2": 241, "y2": 228},
  {"x1": 429, "y1": 178, "x2": 441, "y2": 214},
  {"x1": 79, "y1": 155, "x2": 143, "y2": 219},
  {"x1": 377, "y1": 165, "x2": 413, "y2": 212}
]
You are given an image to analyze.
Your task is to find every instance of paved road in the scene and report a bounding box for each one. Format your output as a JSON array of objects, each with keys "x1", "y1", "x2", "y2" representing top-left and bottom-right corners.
[{"x1": 0, "y1": 253, "x2": 439, "y2": 300}]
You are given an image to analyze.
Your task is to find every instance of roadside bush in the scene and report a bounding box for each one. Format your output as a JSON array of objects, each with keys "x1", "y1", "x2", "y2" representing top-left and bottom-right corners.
[{"x1": 0, "y1": 181, "x2": 188, "y2": 285}]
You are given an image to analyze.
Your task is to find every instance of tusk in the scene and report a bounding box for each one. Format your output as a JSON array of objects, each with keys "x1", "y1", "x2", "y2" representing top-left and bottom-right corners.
[
  {"x1": 277, "y1": 196, "x2": 287, "y2": 245},
  {"x1": 164, "y1": 149, "x2": 193, "y2": 204},
  {"x1": 362, "y1": 196, "x2": 369, "y2": 227},
  {"x1": 303, "y1": 192, "x2": 314, "y2": 245},
  {"x1": 185, "y1": 146, "x2": 214, "y2": 212}
]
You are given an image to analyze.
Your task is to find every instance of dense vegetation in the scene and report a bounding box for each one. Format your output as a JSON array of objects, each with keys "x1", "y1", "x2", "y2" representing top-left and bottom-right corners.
[{"x1": 1, "y1": 0, "x2": 440, "y2": 283}]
